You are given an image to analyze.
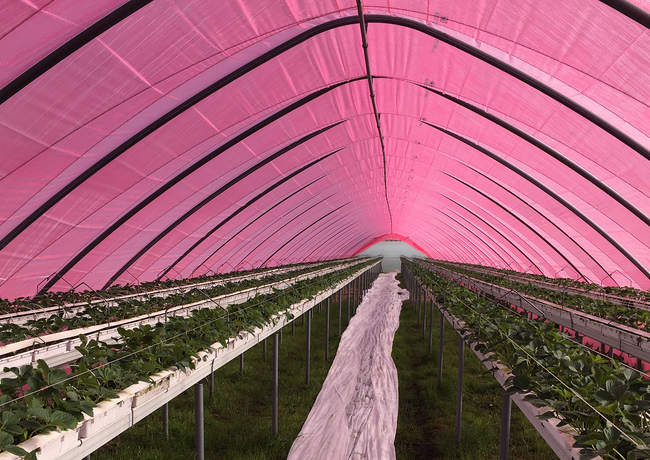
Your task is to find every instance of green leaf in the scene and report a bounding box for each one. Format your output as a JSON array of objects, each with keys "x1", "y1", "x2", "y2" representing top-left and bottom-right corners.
[
  {"x1": 512, "y1": 374, "x2": 531, "y2": 390},
  {"x1": 0, "y1": 431, "x2": 14, "y2": 447},
  {"x1": 2, "y1": 424, "x2": 24, "y2": 436},
  {"x1": 27, "y1": 407, "x2": 51, "y2": 421},
  {"x1": 3, "y1": 445, "x2": 29, "y2": 456},
  {"x1": 1, "y1": 411, "x2": 20, "y2": 426},
  {"x1": 50, "y1": 411, "x2": 78, "y2": 430}
]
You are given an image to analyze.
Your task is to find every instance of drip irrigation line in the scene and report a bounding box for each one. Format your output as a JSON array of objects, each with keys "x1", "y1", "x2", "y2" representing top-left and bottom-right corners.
[
  {"x1": 0, "y1": 261, "x2": 374, "y2": 409},
  {"x1": 409, "y1": 263, "x2": 645, "y2": 448}
]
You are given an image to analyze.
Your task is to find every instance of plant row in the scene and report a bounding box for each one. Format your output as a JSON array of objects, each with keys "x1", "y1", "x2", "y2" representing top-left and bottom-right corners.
[
  {"x1": 0, "y1": 260, "x2": 346, "y2": 346},
  {"x1": 404, "y1": 259, "x2": 650, "y2": 460},
  {"x1": 0, "y1": 259, "x2": 347, "y2": 314},
  {"x1": 0, "y1": 259, "x2": 377, "y2": 459},
  {"x1": 438, "y1": 260, "x2": 649, "y2": 301},
  {"x1": 425, "y1": 260, "x2": 650, "y2": 334}
]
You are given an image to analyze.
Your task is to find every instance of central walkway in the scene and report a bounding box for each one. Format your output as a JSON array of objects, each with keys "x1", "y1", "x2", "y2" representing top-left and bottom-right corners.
[{"x1": 287, "y1": 272, "x2": 409, "y2": 460}]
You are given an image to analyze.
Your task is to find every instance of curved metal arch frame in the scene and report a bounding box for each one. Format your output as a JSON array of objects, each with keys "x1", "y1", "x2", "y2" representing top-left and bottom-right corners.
[
  {"x1": 153, "y1": 149, "x2": 345, "y2": 281},
  {"x1": 423, "y1": 121, "x2": 650, "y2": 280},
  {"x1": 186, "y1": 177, "x2": 326, "y2": 277},
  {"x1": 99, "y1": 147, "x2": 347, "y2": 290},
  {"x1": 430, "y1": 205, "x2": 518, "y2": 270},
  {"x1": 259, "y1": 204, "x2": 352, "y2": 267},
  {"x1": 406, "y1": 80, "x2": 650, "y2": 227},
  {"x1": 3, "y1": 14, "x2": 647, "y2": 269},
  {"x1": 144, "y1": 126, "x2": 621, "y2": 289},
  {"x1": 431, "y1": 219, "x2": 497, "y2": 266},
  {"x1": 433, "y1": 197, "x2": 546, "y2": 274}
]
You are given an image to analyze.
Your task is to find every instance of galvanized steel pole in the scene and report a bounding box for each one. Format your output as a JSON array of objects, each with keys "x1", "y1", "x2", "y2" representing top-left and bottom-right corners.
[
  {"x1": 325, "y1": 297, "x2": 330, "y2": 361},
  {"x1": 499, "y1": 391, "x2": 512, "y2": 460},
  {"x1": 455, "y1": 336, "x2": 464, "y2": 444},
  {"x1": 438, "y1": 314, "x2": 444, "y2": 386},
  {"x1": 306, "y1": 309, "x2": 311, "y2": 385},
  {"x1": 162, "y1": 402, "x2": 169, "y2": 438},
  {"x1": 272, "y1": 332, "x2": 279, "y2": 435},
  {"x1": 347, "y1": 282, "x2": 351, "y2": 324},
  {"x1": 338, "y1": 289, "x2": 342, "y2": 336},
  {"x1": 428, "y1": 299, "x2": 434, "y2": 354},
  {"x1": 195, "y1": 383, "x2": 204, "y2": 460}
]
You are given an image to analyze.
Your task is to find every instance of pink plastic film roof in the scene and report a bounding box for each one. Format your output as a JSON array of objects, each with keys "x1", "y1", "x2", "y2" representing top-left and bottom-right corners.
[{"x1": 1, "y1": 0, "x2": 650, "y2": 298}]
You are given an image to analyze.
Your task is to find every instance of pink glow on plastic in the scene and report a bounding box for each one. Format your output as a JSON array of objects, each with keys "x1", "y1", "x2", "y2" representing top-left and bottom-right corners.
[{"x1": 1, "y1": 0, "x2": 650, "y2": 298}]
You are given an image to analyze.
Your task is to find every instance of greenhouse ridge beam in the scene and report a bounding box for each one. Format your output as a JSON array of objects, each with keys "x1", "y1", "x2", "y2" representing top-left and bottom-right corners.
[
  {"x1": 0, "y1": 0, "x2": 155, "y2": 105},
  {"x1": 426, "y1": 122, "x2": 650, "y2": 281}
]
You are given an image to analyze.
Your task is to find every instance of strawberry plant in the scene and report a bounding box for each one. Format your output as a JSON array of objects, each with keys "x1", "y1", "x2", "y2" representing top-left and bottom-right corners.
[
  {"x1": 404, "y1": 259, "x2": 650, "y2": 460},
  {"x1": 0, "y1": 259, "x2": 377, "y2": 458}
]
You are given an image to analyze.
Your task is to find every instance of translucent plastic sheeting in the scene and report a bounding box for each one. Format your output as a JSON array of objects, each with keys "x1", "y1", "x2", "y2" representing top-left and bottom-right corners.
[
  {"x1": 287, "y1": 272, "x2": 408, "y2": 460},
  {"x1": 2, "y1": 0, "x2": 650, "y2": 298}
]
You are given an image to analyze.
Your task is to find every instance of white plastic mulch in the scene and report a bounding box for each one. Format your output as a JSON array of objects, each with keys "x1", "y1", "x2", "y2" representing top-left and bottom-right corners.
[{"x1": 287, "y1": 271, "x2": 409, "y2": 460}]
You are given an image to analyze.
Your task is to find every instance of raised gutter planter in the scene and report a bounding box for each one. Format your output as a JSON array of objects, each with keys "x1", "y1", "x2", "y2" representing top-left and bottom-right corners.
[
  {"x1": 0, "y1": 261, "x2": 380, "y2": 460},
  {"x1": 421, "y1": 261, "x2": 650, "y2": 364},
  {"x1": 0, "y1": 260, "x2": 360, "y2": 375},
  {"x1": 411, "y1": 272, "x2": 596, "y2": 460},
  {"x1": 439, "y1": 262, "x2": 650, "y2": 311},
  {"x1": 0, "y1": 261, "x2": 334, "y2": 327}
]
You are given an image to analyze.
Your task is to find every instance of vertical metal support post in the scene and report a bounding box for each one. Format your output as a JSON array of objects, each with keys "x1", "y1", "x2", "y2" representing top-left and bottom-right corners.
[
  {"x1": 325, "y1": 297, "x2": 330, "y2": 361},
  {"x1": 292, "y1": 319, "x2": 295, "y2": 335},
  {"x1": 338, "y1": 289, "x2": 342, "y2": 336},
  {"x1": 353, "y1": 277, "x2": 358, "y2": 314},
  {"x1": 438, "y1": 314, "x2": 444, "y2": 386},
  {"x1": 347, "y1": 282, "x2": 351, "y2": 324},
  {"x1": 162, "y1": 403, "x2": 169, "y2": 439},
  {"x1": 499, "y1": 391, "x2": 512, "y2": 460},
  {"x1": 272, "y1": 332, "x2": 279, "y2": 435},
  {"x1": 195, "y1": 383, "x2": 204, "y2": 460},
  {"x1": 428, "y1": 299, "x2": 434, "y2": 354},
  {"x1": 422, "y1": 289, "x2": 427, "y2": 339},
  {"x1": 306, "y1": 309, "x2": 311, "y2": 385},
  {"x1": 455, "y1": 336, "x2": 464, "y2": 444},
  {"x1": 209, "y1": 363, "x2": 214, "y2": 397},
  {"x1": 240, "y1": 353, "x2": 244, "y2": 374},
  {"x1": 416, "y1": 284, "x2": 421, "y2": 327}
]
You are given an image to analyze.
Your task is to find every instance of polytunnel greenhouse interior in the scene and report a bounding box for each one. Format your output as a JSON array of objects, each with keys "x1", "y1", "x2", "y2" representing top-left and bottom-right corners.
[{"x1": 3, "y1": 0, "x2": 650, "y2": 459}]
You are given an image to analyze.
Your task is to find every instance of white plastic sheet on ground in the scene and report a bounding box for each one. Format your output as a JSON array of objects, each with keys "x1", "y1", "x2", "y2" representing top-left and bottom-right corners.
[{"x1": 288, "y1": 271, "x2": 409, "y2": 460}]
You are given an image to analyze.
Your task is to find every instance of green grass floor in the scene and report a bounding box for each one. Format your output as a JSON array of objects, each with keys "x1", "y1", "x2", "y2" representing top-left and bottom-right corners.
[
  {"x1": 392, "y1": 274, "x2": 558, "y2": 459},
  {"x1": 92, "y1": 278, "x2": 559, "y2": 459}
]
